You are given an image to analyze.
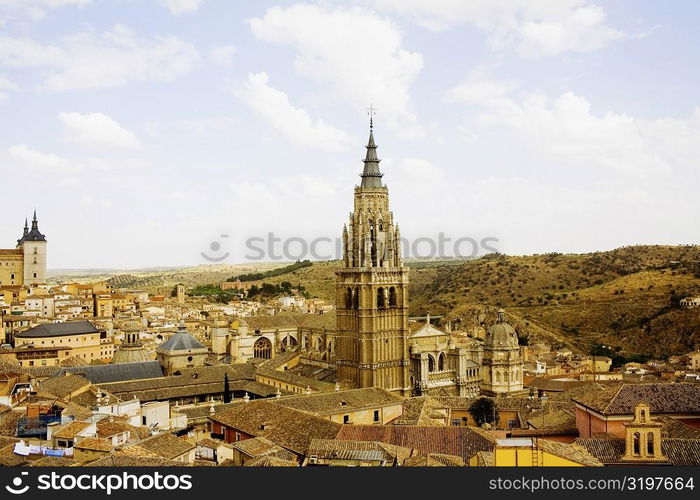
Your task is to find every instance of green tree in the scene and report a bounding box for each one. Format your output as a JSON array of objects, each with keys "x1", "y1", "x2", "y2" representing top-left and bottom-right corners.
[{"x1": 468, "y1": 397, "x2": 498, "y2": 426}]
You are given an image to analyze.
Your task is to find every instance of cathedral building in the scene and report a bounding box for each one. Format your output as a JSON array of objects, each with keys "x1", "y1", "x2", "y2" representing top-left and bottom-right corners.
[
  {"x1": 335, "y1": 122, "x2": 411, "y2": 396},
  {"x1": 0, "y1": 211, "x2": 47, "y2": 287}
]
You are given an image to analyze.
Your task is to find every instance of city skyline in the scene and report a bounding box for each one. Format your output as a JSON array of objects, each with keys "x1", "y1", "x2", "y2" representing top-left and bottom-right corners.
[{"x1": 0, "y1": 1, "x2": 698, "y2": 268}]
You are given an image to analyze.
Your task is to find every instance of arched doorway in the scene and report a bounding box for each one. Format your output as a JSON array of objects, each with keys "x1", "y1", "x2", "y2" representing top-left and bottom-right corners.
[{"x1": 254, "y1": 337, "x2": 272, "y2": 359}]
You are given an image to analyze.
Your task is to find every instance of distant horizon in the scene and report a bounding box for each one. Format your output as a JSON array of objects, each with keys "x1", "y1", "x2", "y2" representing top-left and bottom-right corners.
[{"x1": 44, "y1": 242, "x2": 698, "y2": 276}]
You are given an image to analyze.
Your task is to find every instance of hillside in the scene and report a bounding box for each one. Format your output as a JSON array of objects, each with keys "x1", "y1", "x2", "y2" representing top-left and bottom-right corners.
[
  {"x1": 411, "y1": 246, "x2": 700, "y2": 357},
  {"x1": 236, "y1": 245, "x2": 700, "y2": 357},
  {"x1": 49, "y1": 245, "x2": 699, "y2": 357}
]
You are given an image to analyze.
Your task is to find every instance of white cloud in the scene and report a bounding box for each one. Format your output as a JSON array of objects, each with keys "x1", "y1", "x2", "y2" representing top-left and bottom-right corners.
[
  {"x1": 0, "y1": 75, "x2": 18, "y2": 101},
  {"x1": 209, "y1": 44, "x2": 236, "y2": 67},
  {"x1": 367, "y1": 0, "x2": 622, "y2": 57},
  {"x1": 249, "y1": 4, "x2": 423, "y2": 135},
  {"x1": 445, "y1": 66, "x2": 517, "y2": 106},
  {"x1": 157, "y1": 0, "x2": 203, "y2": 15},
  {"x1": 0, "y1": 0, "x2": 90, "y2": 22},
  {"x1": 446, "y1": 70, "x2": 700, "y2": 177},
  {"x1": 234, "y1": 72, "x2": 353, "y2": 152},
  {"x1": 470, "y1": 89, "x2": 700, "y2": 176},
  {"x1": 58, "y1": 112, "x2": 141, "y2": 149},
  {"x1": 0, "y1": 24, "x2": 199, "y2": 92},
  {"x1": 8, "y1": 144, "x2": 79, "y2": 172}
]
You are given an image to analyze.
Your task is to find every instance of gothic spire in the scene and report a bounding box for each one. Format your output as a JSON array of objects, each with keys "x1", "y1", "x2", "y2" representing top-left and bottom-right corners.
[{"x1": 360, "y1": 125, "x2": 383, "y2": 188}]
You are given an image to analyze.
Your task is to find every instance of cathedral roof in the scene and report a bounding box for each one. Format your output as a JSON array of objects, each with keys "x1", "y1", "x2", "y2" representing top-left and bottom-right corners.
[
  {"x1": 484, "y1": 310, "x2": 520, "y2": 349},
  {"x1": 410, "y1": 315, "x2": 447, "y2": 339}
]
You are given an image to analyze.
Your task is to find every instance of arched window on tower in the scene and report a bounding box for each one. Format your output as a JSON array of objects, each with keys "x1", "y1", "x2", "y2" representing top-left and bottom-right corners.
[
  {"x1": 438, "y1": 352, "x2": 445, "y2": 371},
  {"x1": 389, "y1": 287, "x2": 397, "y2": 307},
  {"x1": 428, "y1": 354, "x2": 435, "y2": 372},
  {"x1": 377, "y1": 287, "x2": 385, "y2": 308},
  {"x1": 633, "y1": 432, "x2": 641, "y2": 455},
  {"x1": 352, "y1": 288, "x2": 359, "y2": 309},
  {"x1": 345, "y1": 287, "x2": 353, "y2": 309},
  {"x1": 647, "y1": 433, "x2": 655, "y2": 455}
]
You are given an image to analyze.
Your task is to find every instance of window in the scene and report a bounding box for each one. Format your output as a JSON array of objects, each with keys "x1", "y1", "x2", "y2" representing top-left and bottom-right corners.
[
  {"x1": 142, "y1": 416, "x2": 147, "y2": 426},
  {"x1": 343, "y1": 415, "x2": 350, "y2": 424},
  {"x1": 373, "y1": 410, "x2": 380, "y2": 423},
  {"x1": 507, "y1": 419, "x2": 518, "y2": 429},
  {"x1": 235, "y1": 432, "x2": 241, "y2": 442},
  {"x1": 377, "y1": 288, "x2": 385, "y2": 308},
  {"x1": 451, "y1": 419, "x2": 461, "y2": 426},
  {"x1": 388, "y1": 287, "x2": 397, "y2": 307},
  {"x1": 428, "y1": 354, "x2": 435, "y2": 372}
]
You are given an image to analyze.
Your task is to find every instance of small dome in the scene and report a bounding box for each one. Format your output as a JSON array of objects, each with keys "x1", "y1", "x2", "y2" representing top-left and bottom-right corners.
[
  {"x1": 112, "y1": 346, "x2": 151, "y2": 364},
  {"x1": 485, "y1": 309, "x2": 519, "y2": 348},
  {"x1": 156, "y1": 326, "x2": 206, "y2": 353}
]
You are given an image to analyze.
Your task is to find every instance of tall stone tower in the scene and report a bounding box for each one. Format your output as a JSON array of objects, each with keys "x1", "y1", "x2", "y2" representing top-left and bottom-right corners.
[
  {"x1": 18, "y1": 211, "x2": 47, "y2": 285},
  {"x1": 336, "y1": 120, "x2": 410, "y2": 395}
]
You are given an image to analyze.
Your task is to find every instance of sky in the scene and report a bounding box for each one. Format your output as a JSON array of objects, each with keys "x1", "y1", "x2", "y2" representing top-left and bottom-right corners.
[{"x1": 0, "y1": 0, "x2": 698, "y2": 269}]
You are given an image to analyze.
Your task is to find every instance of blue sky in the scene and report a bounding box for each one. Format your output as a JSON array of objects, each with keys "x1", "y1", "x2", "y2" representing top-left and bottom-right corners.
[{"x1": 0, "y1": 0, "x2": 698, "y2": 268}]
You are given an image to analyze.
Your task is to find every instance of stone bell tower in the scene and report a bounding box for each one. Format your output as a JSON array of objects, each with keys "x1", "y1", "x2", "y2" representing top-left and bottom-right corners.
[
  {"x1": 18, "y1": 210, "x2": 47, "y2": 285},
  {"x1": 336, "y1": 113, "x2": 410, "y2": 395}
]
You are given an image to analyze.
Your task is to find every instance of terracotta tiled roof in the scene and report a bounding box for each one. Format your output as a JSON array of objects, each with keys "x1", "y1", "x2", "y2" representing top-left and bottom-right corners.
[
  {"x1": 576, "y1": 437, "x2": 700, "y2": 466},
  {"x1": 74, "y1": 437, "x2": 114, "y2": 452},
  {"x1": 243, "y1": 455, "x2": 298, "y2": 467},
  {"x1": 96, "y1": 420, "x2": 133, "y2": 439},
  {"x1": 39, "y1": 374, "x2": 91, "y2": 399},
  {"x1": 230, "y1": 436, "x2": 296, "y2": 462},
  {"x1": 54, "y1": 421, "x2": 92, "y2": 439},
  {"x1": 335, "y1": 425, "x2": 495, "y2": 461},
  {"x1": 119, "y1": 432, "x2": 194, "y2": 460},
  {"x1": 403, "y1": 453, "x2": 466, "y2": 467},
  {"x1": 573, "y1": 383, "x2": 700, "y2": 415},
  {"x1": 274, "y1": 387, "x2": 403, "y2": 415},
  {"x1": 537, "y1": 439, "x2": 603, "y2": 466},
  {"x1": 256, "y1": 365, "x2": 336, "y2": 392},
  {"x1": 210, "y1": 400, "x2": 342, "y2": 455},
  {"x1": 29, "y1": 456, "x2": 80, "y2": 466},
  {"x1": 86, "y1": 455, "x2": 190, "y2": 467},
  {"x1": 244, "y1": 313, "x2": 335, "y2": 331}
]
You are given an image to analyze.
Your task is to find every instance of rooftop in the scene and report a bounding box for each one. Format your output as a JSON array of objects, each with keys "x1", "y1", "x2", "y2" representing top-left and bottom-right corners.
[
  {"x1": 15, "y1": 321, "x2": 99, "y2": 339},
  {"x1": 572, "y1": 383, "x2": 700, "y2": 415}
]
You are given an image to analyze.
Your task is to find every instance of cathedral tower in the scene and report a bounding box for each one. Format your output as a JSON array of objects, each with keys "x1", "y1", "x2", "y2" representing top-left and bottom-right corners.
[{"x1": 336, "y1": 119, "x2": 410, "y2": 395}]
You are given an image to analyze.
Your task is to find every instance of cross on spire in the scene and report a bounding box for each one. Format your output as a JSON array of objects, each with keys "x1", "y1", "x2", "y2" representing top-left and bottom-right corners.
[{"x1": 366, "y1": 104, "x2": 377, "y2": 130}]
